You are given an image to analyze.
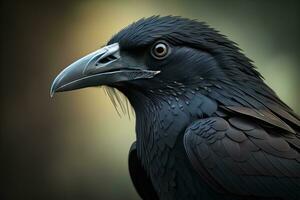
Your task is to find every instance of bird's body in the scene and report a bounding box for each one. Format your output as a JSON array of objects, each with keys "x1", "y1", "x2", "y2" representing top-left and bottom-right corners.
[
  {"x1": 125, "y1": 82, "x2": 300, "y2": 200},
  {"x1": 51, "y1": 16, "x2": 300, "y2": 200},
  {"x1": 127, "y1": 88, "x2": 219, "y2": 200}
]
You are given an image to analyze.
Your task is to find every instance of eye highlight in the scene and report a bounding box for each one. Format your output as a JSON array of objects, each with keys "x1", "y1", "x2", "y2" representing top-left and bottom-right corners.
[{"x1": 151, "y1": 41, "x2": 170, "y2": 59}]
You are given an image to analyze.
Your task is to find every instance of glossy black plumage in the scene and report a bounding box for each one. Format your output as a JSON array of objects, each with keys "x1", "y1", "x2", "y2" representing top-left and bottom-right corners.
[
  {"x1": 129, "y1": 142, "x2": 159, "y2": 200},
  {"x1": 109, "y1": 16, "x2": 300, "y2": 200},
  {"x1": 52, "y1": 16, "x2": 300, "y2": 200}
]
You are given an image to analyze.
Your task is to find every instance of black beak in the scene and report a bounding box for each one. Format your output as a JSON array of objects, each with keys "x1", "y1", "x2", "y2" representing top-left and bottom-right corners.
[{"x1": 50, "y1": 43, "x2": 160, "y2": 97}]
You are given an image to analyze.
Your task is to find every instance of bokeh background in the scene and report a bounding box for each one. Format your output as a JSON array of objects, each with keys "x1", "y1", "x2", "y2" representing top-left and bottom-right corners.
[{"x1": 1, "y1": 0, "x2": 300, "y2": 199}]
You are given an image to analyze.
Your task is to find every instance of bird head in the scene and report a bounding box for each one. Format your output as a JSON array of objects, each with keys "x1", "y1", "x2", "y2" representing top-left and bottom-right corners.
[{"x1": 51, "y1": 16, "x2": 265, "y2": 109}]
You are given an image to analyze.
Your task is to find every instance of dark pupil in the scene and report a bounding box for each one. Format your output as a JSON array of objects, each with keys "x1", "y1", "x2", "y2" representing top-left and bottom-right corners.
[{"x1": 156, "y1": 46, "x2": 165, "y2": 54}]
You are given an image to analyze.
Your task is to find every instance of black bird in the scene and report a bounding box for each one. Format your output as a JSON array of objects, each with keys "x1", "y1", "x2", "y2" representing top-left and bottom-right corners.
[{"x1": 51, "y1": 16, "x2": 300, "y2": 200}]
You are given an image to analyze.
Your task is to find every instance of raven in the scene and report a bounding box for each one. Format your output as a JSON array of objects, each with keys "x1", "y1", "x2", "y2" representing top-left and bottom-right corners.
[{"x1": 51, "y1": 16, "x2": 300, "y2": 200}]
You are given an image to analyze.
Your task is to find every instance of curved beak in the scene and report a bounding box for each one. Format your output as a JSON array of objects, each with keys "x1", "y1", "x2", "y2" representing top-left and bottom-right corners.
[{"x1": 50, "y1": 43, "x2": 160, "y2": 97}]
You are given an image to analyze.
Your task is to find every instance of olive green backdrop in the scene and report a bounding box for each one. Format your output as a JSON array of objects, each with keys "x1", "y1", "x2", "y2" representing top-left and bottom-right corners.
[{"x1": 1, "y1": 0, "x2": 300, "y2": 199}]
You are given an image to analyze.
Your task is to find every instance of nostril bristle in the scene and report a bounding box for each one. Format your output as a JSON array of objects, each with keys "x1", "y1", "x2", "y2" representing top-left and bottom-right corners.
[
  {"x1": 107, "y1": 55, "x2": 117, "y2": 60},
  {"x1": 97, "y1": 55, "x2": 117, "y2": 65},
  {"x1": 98, "y1": 57, "x2": 111, "y2": 64}
]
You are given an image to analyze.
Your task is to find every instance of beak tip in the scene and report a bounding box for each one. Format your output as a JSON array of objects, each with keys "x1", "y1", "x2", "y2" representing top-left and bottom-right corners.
[
  {"x1": 50, "y1": 91, "x2": 55, "y2": 98},
  {"x1": 50, "y1": 86, "x2": 56, "y2": 98},
  {"x1": 50, "y1": 79, "x2": 58, "y2": 98}
]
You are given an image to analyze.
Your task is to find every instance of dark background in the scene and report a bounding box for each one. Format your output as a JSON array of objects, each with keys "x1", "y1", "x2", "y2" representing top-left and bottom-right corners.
[{"x1": 1, "y1": 0, "x2": 300, "y2": 199}]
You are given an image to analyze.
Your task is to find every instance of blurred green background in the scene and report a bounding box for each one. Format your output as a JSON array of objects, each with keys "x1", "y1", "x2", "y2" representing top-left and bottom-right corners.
[{"x1": 1, "y1": 0, "x2": 300, "y2": 199}]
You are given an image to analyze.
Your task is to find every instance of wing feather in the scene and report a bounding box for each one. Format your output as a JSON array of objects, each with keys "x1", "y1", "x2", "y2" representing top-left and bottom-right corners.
[{"x1": 184, "y1": 116, "x2": 300, "y2": 200}]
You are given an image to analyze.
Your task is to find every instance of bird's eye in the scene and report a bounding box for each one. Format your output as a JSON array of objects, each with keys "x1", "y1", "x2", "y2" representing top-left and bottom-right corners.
[{"x1": 151, "y1": 41, "x2": 170, "y2": 59}]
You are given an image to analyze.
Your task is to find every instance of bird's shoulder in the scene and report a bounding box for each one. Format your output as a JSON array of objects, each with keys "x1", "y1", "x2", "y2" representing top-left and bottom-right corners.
[{"x1": 183, "y1": 106, "x2": 300, "y2": 199}]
